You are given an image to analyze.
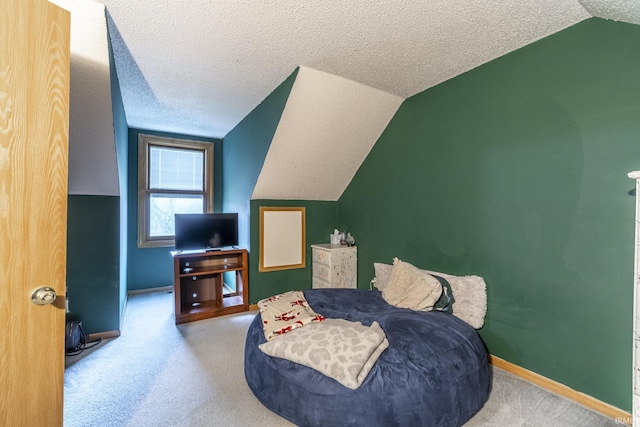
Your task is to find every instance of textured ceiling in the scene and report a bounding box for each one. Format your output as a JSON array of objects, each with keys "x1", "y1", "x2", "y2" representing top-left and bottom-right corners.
[
  {"x1": 579, "y1": 0, "x2": 640, "y2": 24},
  {"x1": 96, "y1": 0, "x2": 639, "y2": 139}
]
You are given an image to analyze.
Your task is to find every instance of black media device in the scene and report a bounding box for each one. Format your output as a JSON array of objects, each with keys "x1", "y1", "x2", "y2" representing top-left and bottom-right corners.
[{"x1": 174, "y1": 213, "x2": 239, "y2": 251}]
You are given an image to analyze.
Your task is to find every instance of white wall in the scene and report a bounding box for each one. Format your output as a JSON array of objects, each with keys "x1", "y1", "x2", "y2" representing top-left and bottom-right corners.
[
  {"x1": 50, "y1": 0, "x2": 119, "y2": 196},
  {"x1": 252, "y1": 66, "x2": 403, "y2": 201}
]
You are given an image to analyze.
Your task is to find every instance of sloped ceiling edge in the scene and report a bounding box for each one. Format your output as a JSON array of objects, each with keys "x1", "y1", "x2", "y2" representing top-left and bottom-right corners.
[
  {"x1": 51, "y1": 0, "x2": 119, "y2": 196},
  {"x1": 252, "y1": 66, "x2": 403, "y2": 201}
]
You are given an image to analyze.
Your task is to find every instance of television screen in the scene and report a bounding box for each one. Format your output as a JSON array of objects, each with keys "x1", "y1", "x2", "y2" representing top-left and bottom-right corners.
[{"x1": 174, "y1": 213, "x2": 239, "y2": 251}]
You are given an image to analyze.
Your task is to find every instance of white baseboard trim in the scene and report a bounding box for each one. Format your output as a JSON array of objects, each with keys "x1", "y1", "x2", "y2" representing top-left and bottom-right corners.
[{"x1": 489, "y1": 355, "x2": 632, "y2": 426}]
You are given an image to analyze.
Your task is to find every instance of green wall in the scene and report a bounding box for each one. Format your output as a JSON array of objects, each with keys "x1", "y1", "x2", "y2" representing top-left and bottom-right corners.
[
  {"x1": 66, "y1": 195, "x2": 120, "y2": 334},
  {"x1": 222, "y1": 68, "x2": 298, "y2": 251},
  {"x1": 64, "y1": 15, "x2": 128, "y2": 336},
  {"x1": 126, "y1": 128, "x2": 222, "y2": 291},
  {"x1": 339, "y1": 18, "x2": 639, "y2": 411},
  {"x1": 222, "y1": 69, "x2": 341, "y2": 302},
  {"x1": 249, "y1": 200, "x2": 337, "y2": 302},
  {"x1": 108, "y1": 16, "x2": 129, "y2": 327},
  {"x1": 222, "y1": 69, "x2": 304, "y2": 302}
]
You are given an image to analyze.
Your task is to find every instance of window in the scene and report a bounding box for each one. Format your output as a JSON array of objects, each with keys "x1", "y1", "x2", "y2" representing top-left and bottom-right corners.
[{"x1": 138, "y1": 134, "x2": 214, "y2": 248}]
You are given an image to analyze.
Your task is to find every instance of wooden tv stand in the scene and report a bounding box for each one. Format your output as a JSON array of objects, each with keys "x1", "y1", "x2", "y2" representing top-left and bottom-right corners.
[{"x1": 171, "y1": 248, "x2": 249, "y2": 324}]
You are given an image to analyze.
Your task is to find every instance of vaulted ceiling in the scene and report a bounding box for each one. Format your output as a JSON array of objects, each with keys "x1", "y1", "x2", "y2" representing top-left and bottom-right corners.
[
  {"x1": 50, "y1": 0, "x2": 640, "y2": 199},
  {"x1": 95, "y1": 0, "x2": 640, "y2": 139}
]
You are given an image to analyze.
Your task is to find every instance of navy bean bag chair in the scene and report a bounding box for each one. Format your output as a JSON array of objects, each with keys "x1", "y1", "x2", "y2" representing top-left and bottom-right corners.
[{"x1": 245, "y1": 288, "x2": 490, "y2": 427}]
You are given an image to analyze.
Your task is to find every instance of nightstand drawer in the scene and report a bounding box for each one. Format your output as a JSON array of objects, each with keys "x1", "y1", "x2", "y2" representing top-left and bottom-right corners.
[
  {"x1": 312, "y1": 276, "x2": 331, "y2": 289},
  {"x1": 313, "y1": 248, "x2": 331, "y2": 265},
  {"x1": 312, "y1": 262, "x2": 331, "y2": 283},
  {"x1": 310, "y1": 244, "x2": 357, "y2": 289}
]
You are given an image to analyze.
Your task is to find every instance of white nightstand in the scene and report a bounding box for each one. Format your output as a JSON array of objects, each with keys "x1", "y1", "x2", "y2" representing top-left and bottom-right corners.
[{"x1": 311, "y1": 244, "x2": 357, "y2": 289}]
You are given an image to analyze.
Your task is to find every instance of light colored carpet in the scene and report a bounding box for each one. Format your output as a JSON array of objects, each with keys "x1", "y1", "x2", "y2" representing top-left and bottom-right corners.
[{"x1": 64, "y1": 291, "x2": 620, "y2": 427}]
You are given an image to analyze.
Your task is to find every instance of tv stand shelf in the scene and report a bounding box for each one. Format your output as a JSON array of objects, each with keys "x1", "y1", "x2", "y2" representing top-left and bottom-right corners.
[{"x1": 171, "y1": 248, "x2": 249, "y2": 324}]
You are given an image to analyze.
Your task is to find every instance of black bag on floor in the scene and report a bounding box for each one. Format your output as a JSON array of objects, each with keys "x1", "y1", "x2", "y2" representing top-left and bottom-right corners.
[
  {"x1": 65, "y1": 320, "x2": 86, "y2": 355},
  {"x1": 65, "y1": 320, "x2": 102, "y2": 356}
]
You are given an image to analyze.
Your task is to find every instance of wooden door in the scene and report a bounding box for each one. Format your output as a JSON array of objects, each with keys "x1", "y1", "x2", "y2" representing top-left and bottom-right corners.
[{"x1": 0, "y1": 1, "x2": 70, "y2": 426}]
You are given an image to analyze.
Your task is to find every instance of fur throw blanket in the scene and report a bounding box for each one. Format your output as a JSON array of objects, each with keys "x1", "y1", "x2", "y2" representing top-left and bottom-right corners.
[{"x1": 259, "y1": 318, "x2": 389, "y2": 390}]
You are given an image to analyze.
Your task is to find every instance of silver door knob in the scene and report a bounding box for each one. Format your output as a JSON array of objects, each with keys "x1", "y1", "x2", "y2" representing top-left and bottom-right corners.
[{"x1": 30, "y1": 287, "x2": 57, "y2": 305}]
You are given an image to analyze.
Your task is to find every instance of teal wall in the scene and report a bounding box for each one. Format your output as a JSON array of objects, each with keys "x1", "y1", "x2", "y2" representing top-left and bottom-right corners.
[
  {"x1": 222, "y1": 68, "x2": 298, "y2": 251},
  {"x1": 339, "y1": 18, "x2": 639, "y2": 411},
  {"x1": 126, "y1": 128, "x2": 222, "y2": 291},
  {"x1": 249, "y1": 200, "x2": 337, "y2": 302},
  {"x1": 66, "y1": 195, "x2": 120, "y2": 334},
  {"x1": 222, "y1": 69, "x2": 302, "y2": 302},
  {"x1": 221, "y1": 68, "x2": 342, "y2": 303},
  {"x1": 108, "y1": 18, "x2": 129, "y2": 326},
  {"x1": 64, "y1": 15, "x2": 127, "y2": 336}
]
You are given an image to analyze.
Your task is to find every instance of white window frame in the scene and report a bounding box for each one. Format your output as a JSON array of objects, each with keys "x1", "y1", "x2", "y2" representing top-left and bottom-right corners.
[{"x1": 137, "y1": 134, "x2": 214, "y2": 248}]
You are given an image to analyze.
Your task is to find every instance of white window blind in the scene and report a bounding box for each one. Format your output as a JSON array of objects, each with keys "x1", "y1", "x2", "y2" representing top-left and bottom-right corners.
[
  {"x1": 149, "y1": 146, "x2": 204, "y2": 191},
  {"x1": 138, "y1": 135, "x2": 214, "y2": 248}
]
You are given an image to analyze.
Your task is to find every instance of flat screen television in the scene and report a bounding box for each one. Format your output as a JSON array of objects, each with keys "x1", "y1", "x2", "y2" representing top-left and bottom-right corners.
[{"x1": 174, "y1": 213, "x2": 239, "y2": 251}]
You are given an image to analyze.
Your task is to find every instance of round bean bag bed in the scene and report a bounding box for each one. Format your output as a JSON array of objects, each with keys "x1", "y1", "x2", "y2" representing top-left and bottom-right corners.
[{"x1": 245, "y1": 288, "x2": 490, "y2": 427}]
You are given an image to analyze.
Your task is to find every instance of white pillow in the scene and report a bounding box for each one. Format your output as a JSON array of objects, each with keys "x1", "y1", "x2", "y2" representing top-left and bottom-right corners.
[
  {"x1": 373, "y1": 262, "x2": 488, "y2": 329},
  {"x1": 422, "y1": 269, "x2": 487, "y2": 329},
  {"x1": 381, "y1": 258, "x2": 443, "y2": 311},
  {"x1": 372, "y1": 262, "x2": 393, "y2": 291}
]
